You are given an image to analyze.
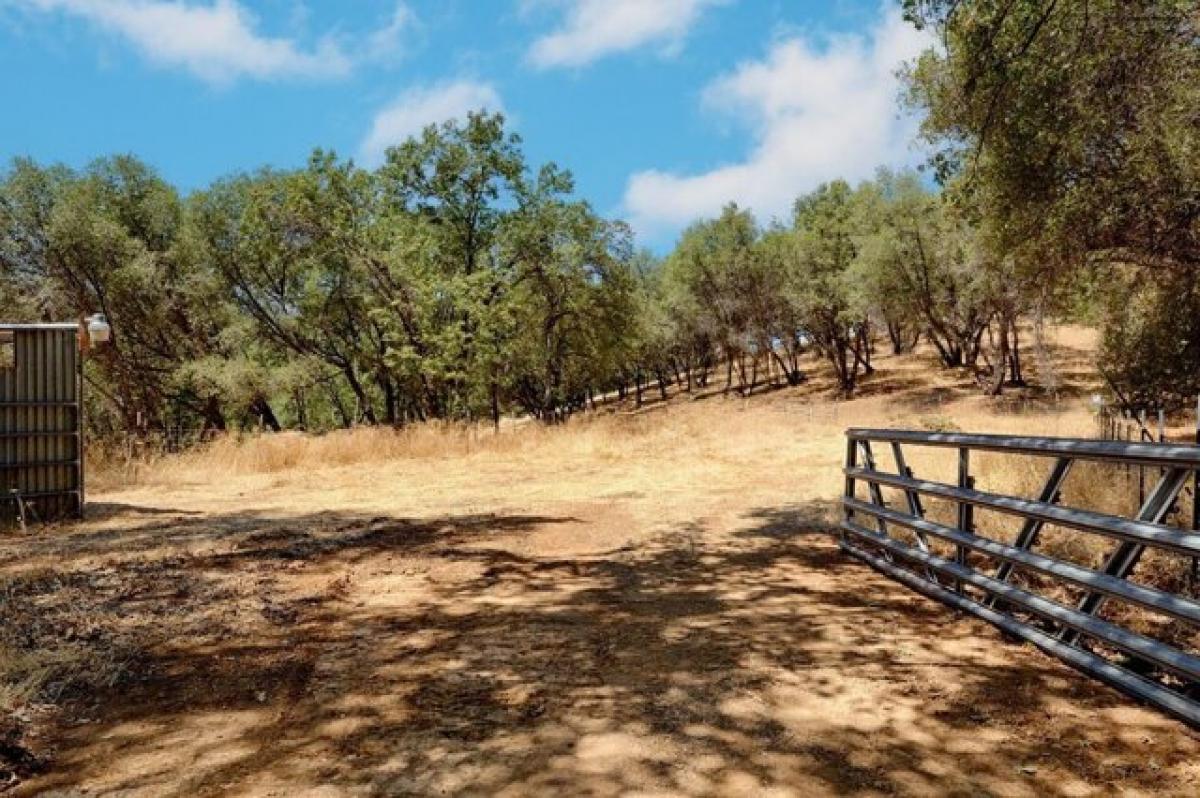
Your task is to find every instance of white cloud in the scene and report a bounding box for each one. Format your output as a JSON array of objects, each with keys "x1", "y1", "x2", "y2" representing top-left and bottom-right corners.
[
  {"x1": 622, "y1": 6, "x2": 933, "y2": 238},
  {"x1": 365, "y1": 2, "x2": 415, "y2": 64},
  {"x1": 528, "y1": 0, "x2": 724, "y2": 69},
  {"x1": 359, "y1": 80, "x2": 504, "y2": 166},
  {"x1": 18, "y1": 0, "x2": 355, "y2": 83}
]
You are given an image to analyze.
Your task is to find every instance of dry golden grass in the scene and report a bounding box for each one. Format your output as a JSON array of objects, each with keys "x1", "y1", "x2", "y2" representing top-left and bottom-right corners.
[
  {"x1": 83, "y1": 321, "x2": 1168, "y2": 584},
  {"x1": 92, "y1": 324, "x2": 1106, "y2": 485},
  {"x1": 0, "y1": 650, "x2": 44, "y2": 717},
  {"x1": 0, "y1": 570, "x2": 130, "y2": 723},
  {"x1": 88, "y1": 414, "x2": 673, "y2": 489},
  {"x1": 84, "y1": 321, "x2": 1159, "y2": 621}
]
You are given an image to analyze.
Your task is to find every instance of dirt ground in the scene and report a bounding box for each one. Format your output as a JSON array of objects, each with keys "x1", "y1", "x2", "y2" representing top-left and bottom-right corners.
[{"x1": 5, "y1": 327, "x2": 1200, "y2": 796}]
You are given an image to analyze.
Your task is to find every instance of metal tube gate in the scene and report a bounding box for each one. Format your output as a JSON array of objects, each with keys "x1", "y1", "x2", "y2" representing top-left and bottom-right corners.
[
  {"x1": 841, "y1": 428, "x2": 1200, "y2": 727},
  {"x1": 0, "y1": 323, "x2": 83, "y2": 522}
]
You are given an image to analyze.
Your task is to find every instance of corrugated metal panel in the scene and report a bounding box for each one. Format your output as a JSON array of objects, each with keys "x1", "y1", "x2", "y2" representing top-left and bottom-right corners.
[{"x1": 0, "y1": 324, "x2": 82, "y2": 521}]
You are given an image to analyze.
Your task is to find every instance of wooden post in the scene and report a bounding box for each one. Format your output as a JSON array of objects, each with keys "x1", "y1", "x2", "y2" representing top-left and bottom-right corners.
[{"x1": 1138, "y1": 411, "x2": 1147, "y2": 506}]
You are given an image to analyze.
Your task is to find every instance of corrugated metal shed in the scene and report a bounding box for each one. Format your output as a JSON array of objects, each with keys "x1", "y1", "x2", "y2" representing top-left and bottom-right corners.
[{"x1": 0, "y1": 323, "x2": 83, "y2": 521}]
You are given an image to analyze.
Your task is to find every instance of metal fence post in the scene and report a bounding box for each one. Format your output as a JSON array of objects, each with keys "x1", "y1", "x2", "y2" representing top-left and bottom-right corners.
[
  {"x1": 842, "y1": 436, "x2": 857, "y2": 545},
  {"x1": 1194, "y1": 396, "x2": 1199, "y2": 588},
  {"x1": 956, "y1": 447, "x2": 973, "y2": 594}
]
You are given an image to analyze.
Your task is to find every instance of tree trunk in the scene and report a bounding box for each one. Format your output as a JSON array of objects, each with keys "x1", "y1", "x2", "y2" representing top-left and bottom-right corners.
[
  {"x1": 491, "y1": 381, "x2": 501, "y2": 432},
  {"x1": 987, "y1": 320, "x2": 1010, "y2": 396},
  {"x1": 201, "y1": 395, "x2": 226, "y2": 432},
  {"x1": 378, "y1": 374, "x2": 398, "y2": 425},
  {"x1": 292, "y1": 388, "x2": 308, "y2": 431},
  {"x1": 1008, "y1": 317, "x2": 1025, "y2": 385},
  {"x1": 250, "y1": 395, "x2": 282, "y2": 432},
  {"x1": 964, "y1": 326, "x2": 986, "y2": 369},
  {"x1": 770, "y1": 349, "x2": 802, "y2": 386},
  {"x1": 886, "y1": 318, "x2": 905, "y2": 355},
  {"x1": 857, "y1": 325, "x2": 874, "y2": 374},
  {"x1": 327, "y1": 383, "x2": 352, "y2": 428},
  {"x1": 343, "y1": 368, "x2": 376, "y2": 425},
  {"x1": 853, "y1": 346, "x2": 874, "y2": 375},
  {"x1": 828, "y1": 335, "x2": 858, "y2": 395}
]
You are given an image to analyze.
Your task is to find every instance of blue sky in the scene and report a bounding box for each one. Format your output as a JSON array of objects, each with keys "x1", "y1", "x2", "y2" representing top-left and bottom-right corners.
[{"x1": 0, "y1": 0, "x2": 931, "y2": 248}]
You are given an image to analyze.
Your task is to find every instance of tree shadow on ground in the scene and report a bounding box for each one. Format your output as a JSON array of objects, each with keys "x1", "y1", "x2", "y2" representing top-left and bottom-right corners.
[{"x1": 8, "y1": 498, "x2": 1200, "y2": 797}]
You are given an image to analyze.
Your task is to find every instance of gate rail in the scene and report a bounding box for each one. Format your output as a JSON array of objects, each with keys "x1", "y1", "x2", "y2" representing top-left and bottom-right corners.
[{"x1": 841, "y1": 428, "x2": 1200, "y2": 727}]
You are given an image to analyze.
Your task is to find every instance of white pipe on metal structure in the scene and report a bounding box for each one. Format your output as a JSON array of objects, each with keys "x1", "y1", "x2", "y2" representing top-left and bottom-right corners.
[{"x1": 86, "y1": 314, "x2": 111, "y2": 346}]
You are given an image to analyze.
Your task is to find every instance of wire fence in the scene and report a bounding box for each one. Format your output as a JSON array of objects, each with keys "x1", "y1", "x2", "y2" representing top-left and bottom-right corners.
[
  {"x1": 1097, "y1": 404, "x2": 1200, "y2": 540},
  {"x1": 89, "y1": 427, "x2": 223, "y2": 458}
]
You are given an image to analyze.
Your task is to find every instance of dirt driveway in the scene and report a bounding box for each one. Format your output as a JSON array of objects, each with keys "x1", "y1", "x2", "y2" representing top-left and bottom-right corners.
[
  {"x1": 6, "y1": 484, "x2": 1199, "y2": 797},
  {"x1": 4, "y1": 381, "x2": 1200, "y2": 797}
]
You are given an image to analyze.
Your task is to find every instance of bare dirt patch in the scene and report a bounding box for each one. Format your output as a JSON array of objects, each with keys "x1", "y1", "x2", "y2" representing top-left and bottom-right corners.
[{"x1": 7, "y1": 497, "x2": 1200, "y2": 794}]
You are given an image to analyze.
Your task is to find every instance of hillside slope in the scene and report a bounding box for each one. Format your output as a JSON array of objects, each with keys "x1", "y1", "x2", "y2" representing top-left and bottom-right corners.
[{"x1": 6, "y1": 324, "x2": 1200, "y2": 797}]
